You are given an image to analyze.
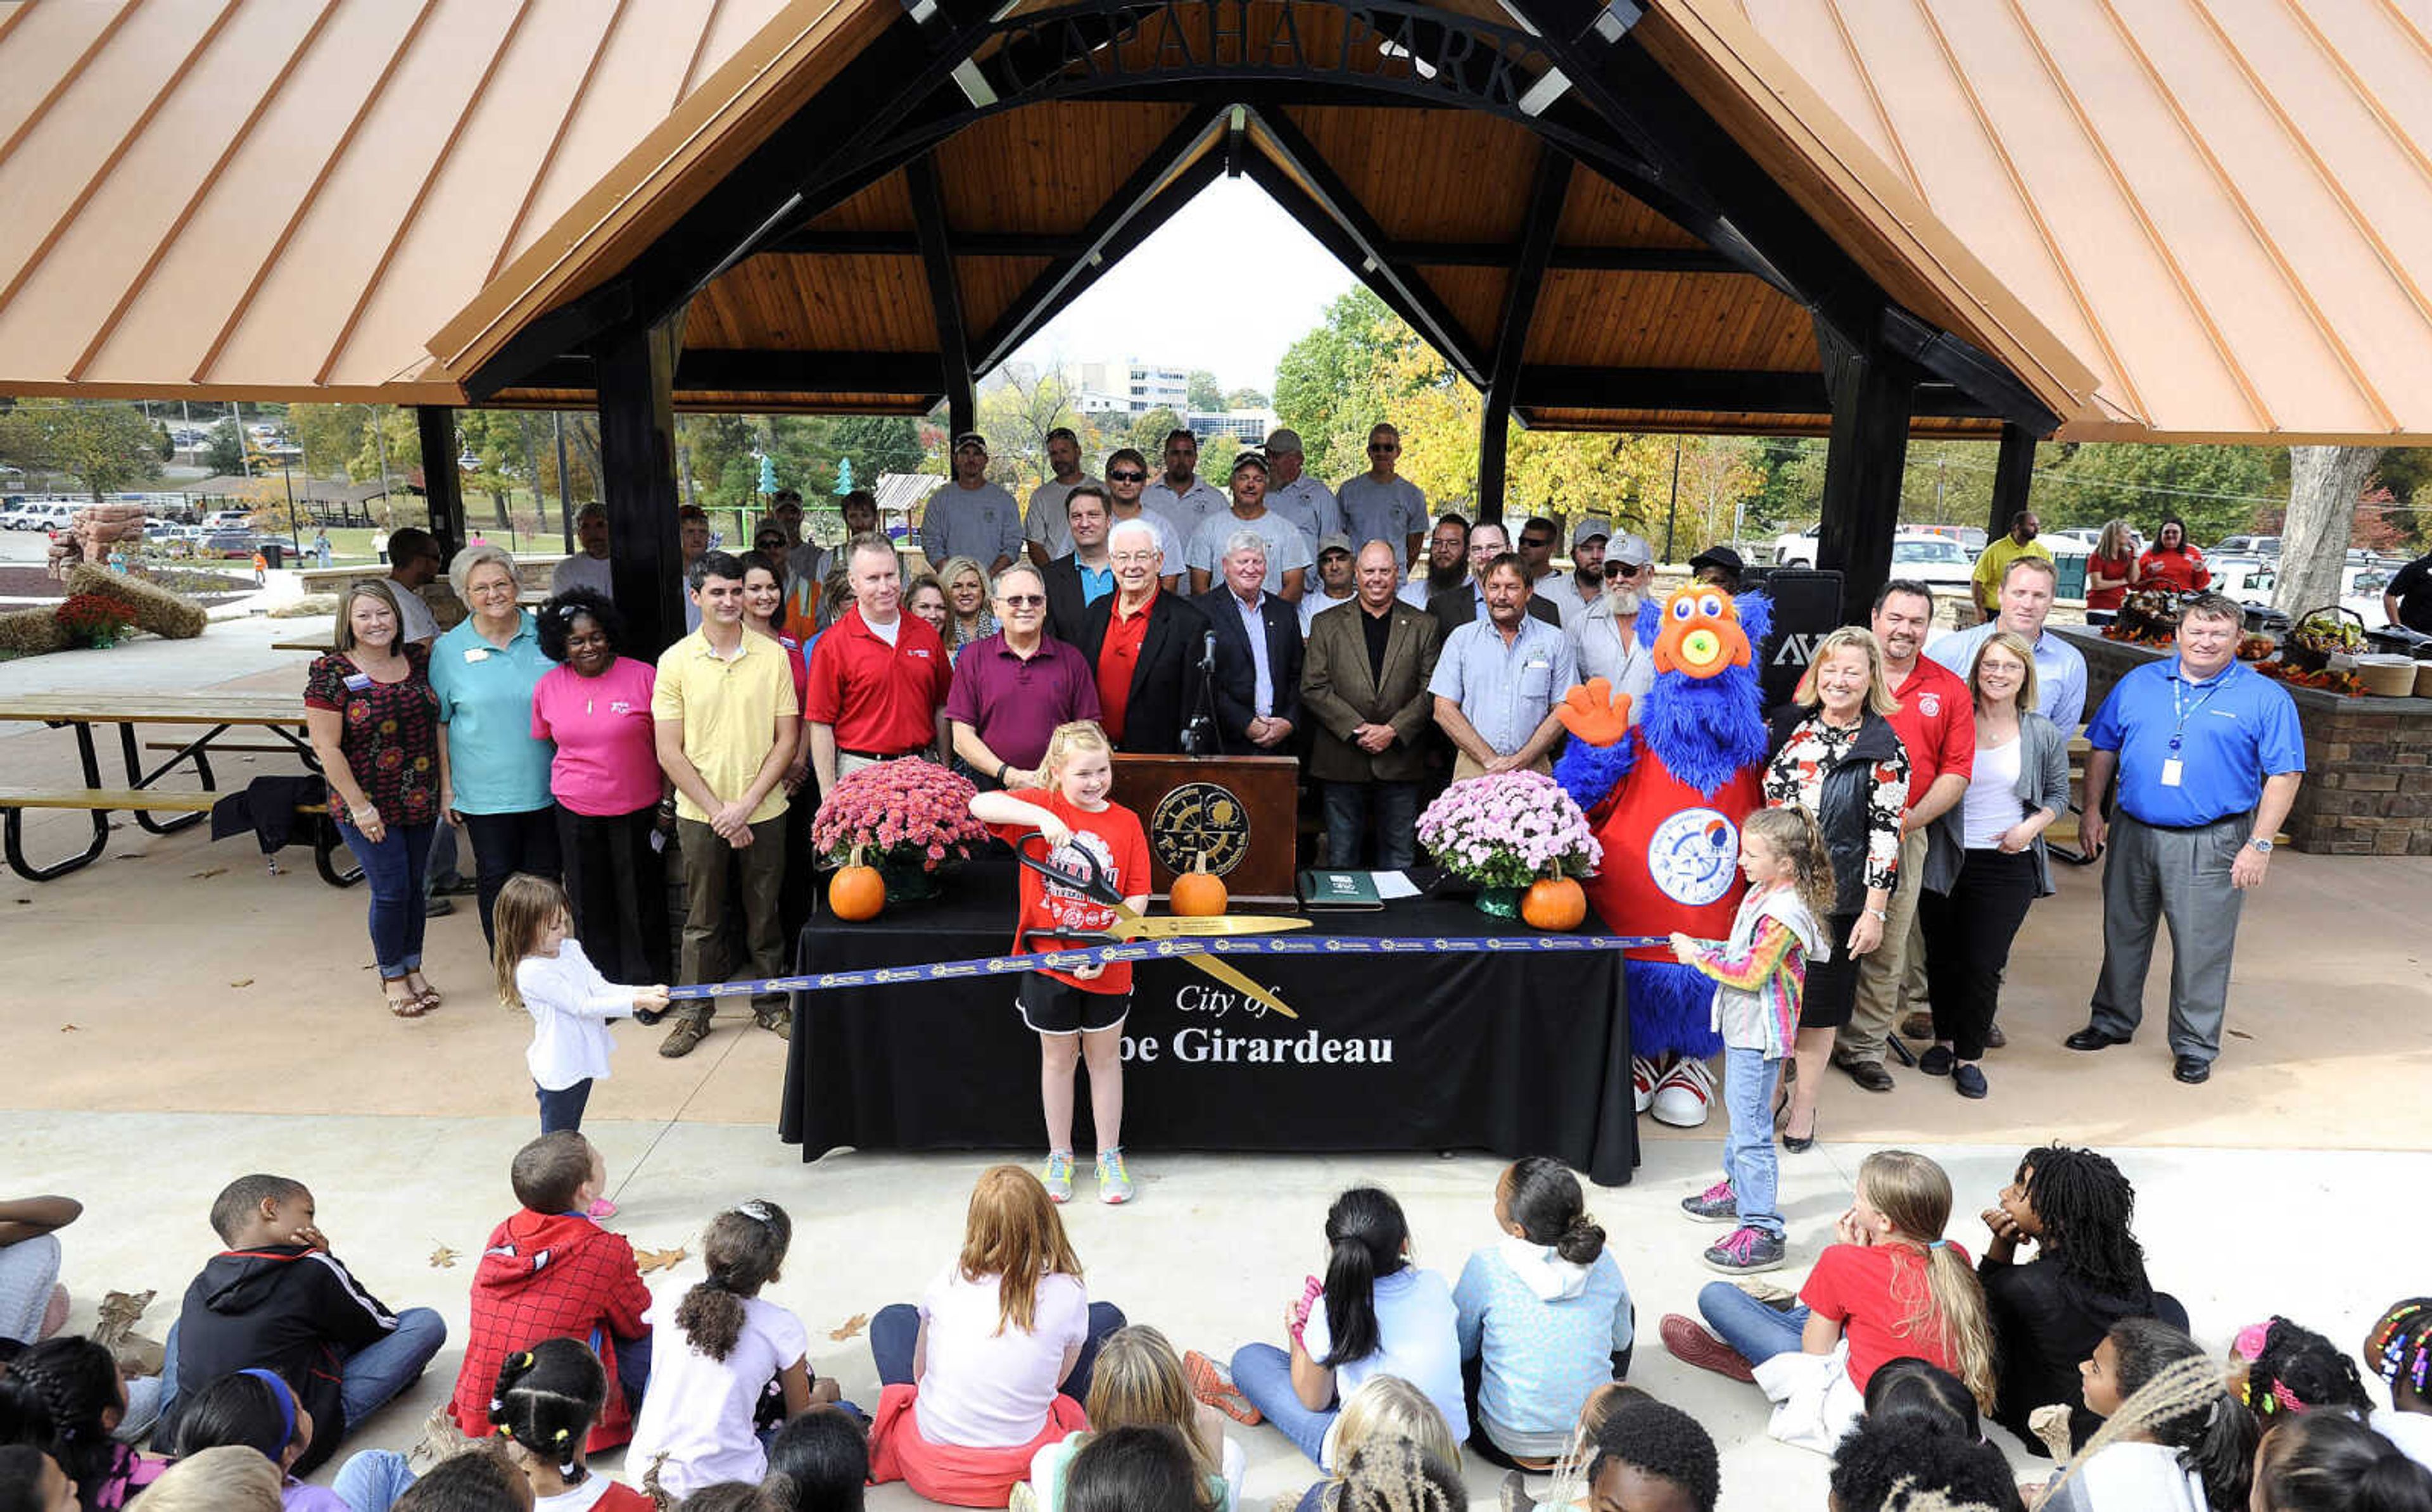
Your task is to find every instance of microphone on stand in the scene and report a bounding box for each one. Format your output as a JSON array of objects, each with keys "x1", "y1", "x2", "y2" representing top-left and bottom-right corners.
[{"x1": 1198, "y1": 628, "x2": 1216, "y2": 672}]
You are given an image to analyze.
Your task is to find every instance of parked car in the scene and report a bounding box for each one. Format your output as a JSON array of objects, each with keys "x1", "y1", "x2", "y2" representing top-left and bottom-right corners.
[
  {"x1": 1887, "y1": 531, "x2": 1977, "y2": 591},
  {"x1": 4, "y1": 501, "x2": 74, "y2": 532},
  {"x1": 2212, "y1": 534, "x2": 2280, "y2": 557},
  {"x1": 199, "y1": 530, "x2": 265, "y2": 559}
]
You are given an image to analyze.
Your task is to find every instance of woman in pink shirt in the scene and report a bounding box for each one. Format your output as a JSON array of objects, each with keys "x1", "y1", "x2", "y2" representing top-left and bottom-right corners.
[{"x1": 531, "y1": 589, "x2": 672, "y2": 984}]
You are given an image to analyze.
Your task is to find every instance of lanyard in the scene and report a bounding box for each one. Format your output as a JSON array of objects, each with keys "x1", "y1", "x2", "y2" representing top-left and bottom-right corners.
[{"x1": 2169, "y1": 669, "x2": 2225, "y2": 752}]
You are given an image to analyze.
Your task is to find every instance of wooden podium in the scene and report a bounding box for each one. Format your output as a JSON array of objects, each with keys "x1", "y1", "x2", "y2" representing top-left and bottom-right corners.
[{"x1": 1110, "y1": 753, "x2": 1301, "y2": 909}]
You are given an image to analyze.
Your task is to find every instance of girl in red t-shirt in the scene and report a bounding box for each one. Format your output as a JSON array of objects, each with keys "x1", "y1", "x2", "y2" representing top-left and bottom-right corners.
[
  {"x1": 1661, "y1": 1150, "x2": 1996, "y2": 1451},
  {"x1": 970, "y1": 721, "x2": 1152, "y2": 1207}
]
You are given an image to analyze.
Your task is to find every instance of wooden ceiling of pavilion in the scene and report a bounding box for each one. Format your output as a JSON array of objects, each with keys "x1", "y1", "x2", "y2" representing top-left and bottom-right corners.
[{"x1": 486, "y1": 0, "x2": 2018, "y2": 437}]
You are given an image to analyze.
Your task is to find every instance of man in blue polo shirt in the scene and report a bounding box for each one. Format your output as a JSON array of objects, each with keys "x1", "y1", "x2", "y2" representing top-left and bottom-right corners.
[{"x1": 2067, "y1": 593, "x2": 2303, "y2": 1084}]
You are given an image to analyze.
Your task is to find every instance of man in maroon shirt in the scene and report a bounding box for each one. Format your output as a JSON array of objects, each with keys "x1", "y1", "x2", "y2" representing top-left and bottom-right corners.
[{"x1": 1837, "y1": 578, "x2": 1976, "y2": 1091}]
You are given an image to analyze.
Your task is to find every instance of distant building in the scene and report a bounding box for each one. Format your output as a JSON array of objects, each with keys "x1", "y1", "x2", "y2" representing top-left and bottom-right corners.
[
  {"x1": 1186, "y1": 408, "x2": 1279, "y2": 444},
  {"x1": 1076, "y1": 358, "x2": 1191, "y2": 417}
]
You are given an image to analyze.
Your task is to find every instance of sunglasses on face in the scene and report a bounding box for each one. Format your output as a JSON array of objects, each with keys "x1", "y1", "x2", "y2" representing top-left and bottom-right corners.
[
  {"x1": 1603, "y1": 561, "x2": 1644, "y2": 579},
  {"x1": 756, "y1": 538, "x2": 783, "y2": 550},
  {"x1": 1369, "y1": 443, "x2": 1398, "y2": 453},
  {"x1": 1108, "y1": 469, "x2": 1146, "y2": 482},
  {"x1": 998, "y1": 593, "x2": 1046, "y2": 608},
  {"x1": 1521, "y1": 538, "x2": 1550, "y2": 550}
]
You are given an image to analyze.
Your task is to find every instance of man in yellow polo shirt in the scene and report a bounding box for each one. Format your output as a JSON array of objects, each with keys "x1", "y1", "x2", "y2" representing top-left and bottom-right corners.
[
  {"x1": 1971, "y1": 511, "x2": 2053, "y2": 621},
  {"x1": 652, "y1": 549, "x2": 800, "y2": 1058}
]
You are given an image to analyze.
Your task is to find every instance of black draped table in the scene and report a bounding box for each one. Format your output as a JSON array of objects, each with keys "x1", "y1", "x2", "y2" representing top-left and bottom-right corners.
[{"x1": 777, "y1": 859, "x2": 1640, "y2": 1184}]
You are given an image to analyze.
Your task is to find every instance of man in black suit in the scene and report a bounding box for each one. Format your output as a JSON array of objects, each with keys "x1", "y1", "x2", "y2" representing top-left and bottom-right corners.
[
  {"x1": 1042, "y1": 482, "x2": 1116, "y2": 645},
  {"x1": 1426, "y1": 519, "x2": 1559, "y2": 631},
  {"x1": 1193, "y1": 527, "x2": 1304, "y2": 753},
  {"x1": 1077, "y1": 516, "x2": 1210, "y2": 754}
]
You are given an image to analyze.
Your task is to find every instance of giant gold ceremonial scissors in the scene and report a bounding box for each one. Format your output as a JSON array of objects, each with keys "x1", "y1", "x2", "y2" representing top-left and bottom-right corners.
[{"x1": 1011, "y1": 829, "x2": 1307, "y2": 1019}]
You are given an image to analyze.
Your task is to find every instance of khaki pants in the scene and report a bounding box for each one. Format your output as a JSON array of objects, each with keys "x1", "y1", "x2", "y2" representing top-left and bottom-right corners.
[
  {"x1": 1452, "y1": 752, "x2": 1552, "y2": 782},
  {"x1": 1842, "y1": 825, "x2": 1929, "y2": 1065},
  {"x1": 676, "y1": 814, "x2": 789, "y2": 1021}
]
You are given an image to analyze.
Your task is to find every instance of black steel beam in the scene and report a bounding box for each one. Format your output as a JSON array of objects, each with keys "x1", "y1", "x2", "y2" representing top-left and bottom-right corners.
[
  {"x1": 1479, "y1": 150, "x2": 1572, "y2": 522},
  {"x1": 908, "y1": 154, "x2": 975, "y2": 437},
  {"x1": 1249, "y1": 107, "x2": 1490, "y2": 386},
  {"x1": 1814, "y1": 317, "x2": 1917, "y2": 624},
  {"x1": 1878, "y1": 306, "x2": 2062, "y2": 437},
  {"x1": 415, "y1": 406, "x2": 465, "y2": 558},
  {"x1": 972, "y1": 103, "x2": 1228, "y2": 372},
  {"x1": 595, "y1": 317, "x2": 687, "y2": 655},
  {"x1": 758, "y1": 227, "x2": 1749, "y2": 273},
  {"x1": 1987, "y1": 421, "x2": 2037, "y2": 540}
]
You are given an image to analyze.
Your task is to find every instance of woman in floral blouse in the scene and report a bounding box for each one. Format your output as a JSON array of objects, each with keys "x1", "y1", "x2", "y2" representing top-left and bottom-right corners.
[
  {"x1": 1763, "y1": 626, "x2": 1910, "y2": 1152},
  {"x1": 304, "y1": 579, "x2": 444, "y2": 1017}
]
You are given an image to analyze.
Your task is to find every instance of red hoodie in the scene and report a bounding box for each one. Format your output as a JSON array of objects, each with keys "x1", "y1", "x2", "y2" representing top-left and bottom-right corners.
[{"x1": 448, "y1": 1209, "x2": 652, "y2": 1451}]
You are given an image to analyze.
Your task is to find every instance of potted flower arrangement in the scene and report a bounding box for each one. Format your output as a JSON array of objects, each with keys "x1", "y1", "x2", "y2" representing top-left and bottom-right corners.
[
  {"x1": 810, "y1": 758, "x2": 991, "y2": 906},
  {"x1": 54, "y1": 593, "x2": 137, "y2": 650},
  {"x1": 1416, "y1": 770, "x2": 1602, "y2": 922}
]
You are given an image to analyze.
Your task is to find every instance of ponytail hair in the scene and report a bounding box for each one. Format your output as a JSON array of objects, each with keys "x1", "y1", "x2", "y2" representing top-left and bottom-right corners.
[
  {"x1": 1855, "y1": 1151, "x2": 1997, "y2": 1416},
  {"x1": 490, "y1": 1337, "x2": 606, "y2": 1482},
  {"x1": 2366, "y1": 1299, "x2": 2432, "y2": 1408},
  {"x1": 677, "y1": 1200, "x2": 794, "y2": 1361},
  {"x1": 2055, "y1": 1321, "x2": 2257, "y2": 1512},
  {"x1": 2253, "y1": 1412, "x2": 2432, "y2": 1512},
  {"x1": 1319, "y1": 1188, "x2": 1410, "y2": 1370},
  {"x1": 172, "y1": 1369, "x2": 308, "y2": 1466},
  {"x1": 0, "y1": 1337, "x2": 124, "y2": 1511},
  {"x1": 1741, "y1": 805, "x2": 1834, "y2": 924},
  {"x1": 1500, "y1": 1157, "x2": 1604, "y2": 1266},
  {"x1": 2238, "y1": 1316, "x2": 2375, "y2": 1420}
]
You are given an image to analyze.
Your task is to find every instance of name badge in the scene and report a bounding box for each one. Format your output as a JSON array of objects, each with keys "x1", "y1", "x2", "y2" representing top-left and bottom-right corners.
[
  {"x1": 463, "y1": 646, "x2": 490, "y2": 664},
  {"x1": 342, "y1": 673, "x2": 373, "y2": 692},
  {"x1": 2160, "y1": 758, "x2": 2184, "y2": 788}
]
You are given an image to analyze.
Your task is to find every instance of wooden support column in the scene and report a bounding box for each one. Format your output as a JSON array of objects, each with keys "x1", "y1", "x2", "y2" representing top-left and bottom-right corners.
[
  {"x1": 415, "y1": 406, "x2": 465, "y2": 559},
  {"x1": 1479, "y1": 150, "x2": 1572, "y2": 524},
  {"x1": 908, "y1": 154, "x2": 974, "y2": 438},
  {"x1": 595, "y1": 316, "x2": 687, "y2": 655},
  {"x1": 1814, "y1": 317, "x2": 1915, "y2": 625},
  {"x1": 1987, "y1": 421, "x2": 2037, "y2": 540}
]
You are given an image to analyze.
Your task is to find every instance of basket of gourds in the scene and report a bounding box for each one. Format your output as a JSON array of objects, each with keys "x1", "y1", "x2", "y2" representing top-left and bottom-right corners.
[{"x1": 2283, "y1": 605, "x2": 2365, "y2": 673}]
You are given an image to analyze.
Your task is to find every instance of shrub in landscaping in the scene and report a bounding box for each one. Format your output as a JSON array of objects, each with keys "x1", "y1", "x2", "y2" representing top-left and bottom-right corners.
[{"x1": 65, "y1": 562, "x2": 207, "y2": 639}]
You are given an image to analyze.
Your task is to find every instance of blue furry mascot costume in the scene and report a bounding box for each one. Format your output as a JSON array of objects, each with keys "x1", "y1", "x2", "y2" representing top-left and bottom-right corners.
[{"x1": 1552, "y1": 584, "x2": 1771, "y2": 1126}]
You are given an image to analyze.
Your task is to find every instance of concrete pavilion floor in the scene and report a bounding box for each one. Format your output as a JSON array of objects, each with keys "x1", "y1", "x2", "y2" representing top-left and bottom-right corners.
[{"x1": 6, "y1": 615, "x2": 2432, "y2": 1511}]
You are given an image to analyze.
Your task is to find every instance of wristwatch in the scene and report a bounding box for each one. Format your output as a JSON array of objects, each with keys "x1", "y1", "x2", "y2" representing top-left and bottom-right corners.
[
  {"x1": 2247, "y1": 836, "x2": 2274, "y2": 854},
  {"x1": 1866, "y1": 907, "x2": 1889, "y2": 921}
]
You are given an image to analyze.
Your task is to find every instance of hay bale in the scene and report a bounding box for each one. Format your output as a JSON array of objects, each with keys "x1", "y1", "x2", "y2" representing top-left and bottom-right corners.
[
  {"x1": 0, "y1": 607, "x2": 69, "y2": 657},
  {"x1": 65, "y1": 562, "x2": 207, "y2": 639}
]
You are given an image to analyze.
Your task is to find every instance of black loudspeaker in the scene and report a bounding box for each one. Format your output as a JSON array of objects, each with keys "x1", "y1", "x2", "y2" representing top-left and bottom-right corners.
[{"x1": 1752, "y1": 568, "x2": 1843, "y2": 711}]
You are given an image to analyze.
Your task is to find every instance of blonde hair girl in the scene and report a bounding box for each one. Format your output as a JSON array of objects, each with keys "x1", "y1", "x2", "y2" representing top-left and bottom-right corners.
[
  {"x1": 1023, "y1": 1326, "x2": 1241, "y2": 1512},
  {"x1": 1856, "y1": 1151, "x2": 1998, "y2": 1413},
  {"x1": 1740, "y1": 805, "x2": 1835, "y2": 924}
]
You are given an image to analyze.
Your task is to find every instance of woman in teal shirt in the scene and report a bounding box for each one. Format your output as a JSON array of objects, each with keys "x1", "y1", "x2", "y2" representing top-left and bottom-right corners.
[{"x1": 432, "y1": 544, "x2": 561, "y2": 945}]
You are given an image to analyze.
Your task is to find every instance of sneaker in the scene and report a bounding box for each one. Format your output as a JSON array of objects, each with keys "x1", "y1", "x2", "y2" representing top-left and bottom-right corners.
[
  {"x1": 753, "y1": 1006, "x2": 792, "y2": 1040},
  {"x1": 1184, "y1": 1349, "x2": 1262, "y2": 1425},
  {"x1": 1042, "y1": 1150, "x2": 1075, "y2": 1204},
  {"x1": 1702, "y1": 1225, "x2": 1788, "y2": 1275},
  {"x1": 1649, "y1": 1057, "x2": 1716, "y2": 1128},
  {"x1": 1659, "y1": 1314, "x2": 1755, "y2": 1383},
  {"x1": 1096, "y1": 1149, "x2": 1134, "y2": 1205},
  {"x1": 1631, "y1": 1055, "x2": 1661, "y2": 1114},
  {"x1": 657, "y1": 1016, "x2": 709, "y2": 1058},
  {"x1": 424, "y1": 895, "x2": 456, "y2": 917},
  {"x1": 1680, "y1": 1178, "x2": 1738, "y2": 1225},
  {"x1": 586, "y1": 1197, "x2": 618, "y2": 1221}
]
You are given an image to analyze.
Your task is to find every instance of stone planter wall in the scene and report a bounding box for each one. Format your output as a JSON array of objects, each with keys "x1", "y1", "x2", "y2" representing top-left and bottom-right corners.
[{"x1": 2054, "y1": 627, "x2": 2432, "y2": 855}]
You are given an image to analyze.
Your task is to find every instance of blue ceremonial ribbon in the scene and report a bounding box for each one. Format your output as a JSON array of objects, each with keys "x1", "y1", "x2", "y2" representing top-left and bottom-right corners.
[{"x1": 662, "y1": 933, "x2": 1675, "y2": 1001}]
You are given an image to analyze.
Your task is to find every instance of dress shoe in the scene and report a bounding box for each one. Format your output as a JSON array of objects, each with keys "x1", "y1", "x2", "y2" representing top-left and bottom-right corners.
[
  {"x1": 1985, "y1": 1022, "x2": 2008, "y2": 1050},
  {"x1": 1899, "y1": 1010, "x2": 1935, "y2": 1040},
  {"x1": 434, "y1": 876, "x2": 479, "y2": 897},
  {"x1": 2065, "y1": 1026, "x2": 2129, "y2": 1052},
  {"x1": 2172, "y1": 1055, "x2": 2211, "y2": 1085},
  {"x1": 1953, "y1": 1063, "x2": 1989, "y2": 1099},
  {"x1": 1832, "y1": 1055, "x2": 1896, "y2": 1093},
  {"x1": 422, "y1": 895, "x2": 455, "y2": 917},
  {"x1": 1780, "y1": 1115, "x2": 1818, "y2": 1154},
  {"x1": 1917, "y1": 1045, "x2": 1954, "y2": 1076}
]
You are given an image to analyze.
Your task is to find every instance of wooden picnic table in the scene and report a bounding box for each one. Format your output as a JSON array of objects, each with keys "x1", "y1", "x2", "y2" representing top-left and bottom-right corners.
[{"x1": 0, "y1": 691, "x2": 331, "y2": 882}]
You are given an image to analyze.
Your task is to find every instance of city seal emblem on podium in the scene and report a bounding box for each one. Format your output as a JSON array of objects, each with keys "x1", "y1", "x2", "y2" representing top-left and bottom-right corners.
[{"x1": 1150, "y1": 781, "x2": 1252, "y2": 877}]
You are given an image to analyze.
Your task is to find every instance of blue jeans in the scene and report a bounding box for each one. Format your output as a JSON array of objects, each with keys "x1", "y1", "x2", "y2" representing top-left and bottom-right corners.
[
  {"x1": 1321, "y1": 781, "x2": 1418, "y2": 871},
  {"x1": 331, "y1": 1450, "x2": 416, "y2": 1512},
  {"x1": 339, "y1": 1307, "x2": 448, "y2": 1428},
  {"x1": 338, "y1": 819, "x2": 435, "y2": 978},
  {"x1": 1230, "y1": 1342, "x2": 1334, "y2": 1465},
  {"x1": 1721, "y1": 1047, "x2": 1785, "y2": 1239},
  {"x1": 537, "y1": 1079, "x2": 592, "y2": 1134},
  {"x1": 1696, "y1": 1282, "x2": 1808, "y2": 1368},
  {"x1": 869, "y1": 1301, "x2": 1125, "y2": 1403}
]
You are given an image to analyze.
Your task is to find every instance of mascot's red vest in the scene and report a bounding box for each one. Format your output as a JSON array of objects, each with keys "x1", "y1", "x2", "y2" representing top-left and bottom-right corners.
[{"x1": 1554, "y1": 584, "x2": 1773, "y2": 1059}]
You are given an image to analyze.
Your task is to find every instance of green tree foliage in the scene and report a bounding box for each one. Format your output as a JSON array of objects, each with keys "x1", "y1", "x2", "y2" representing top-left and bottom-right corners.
[
  {"x1": 1128, "y1": 406, "x2": 1184, "y2": 458},
  {"x1": 204, "y1": 417, "x2": 247, "y2": 476},
  {"x1": 1225, "y1": 387, "x2": 1269, "y2": 412},
  {"x1": 832, "y1": 415, "x2": 925, "y2": 481},
  {"x1": 0, "y1": 399, "x2": 167, "y2": 498},
  {"x1": 1274, "y1": 288, "x2": 1416, "y2": 483},
  {"x1": 1185, "y1": 370, "x2": 1226, "y2": 411},
  {"x1": 979, "y1": 365, "x2": 1082, "y2": 490},
  {"x1": 2032, "y1": 442, "x2": 2280, "y2": 539}
]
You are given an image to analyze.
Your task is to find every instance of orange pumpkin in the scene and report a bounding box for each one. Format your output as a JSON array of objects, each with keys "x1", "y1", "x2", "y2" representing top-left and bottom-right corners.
[
  {"x1": 829, "y1": 855, "x2": 886, "y2": 921},
  {"x1": 1522, "y1": 876, "x2": 1586, "y2": 932},
  {"x1": 1170, "y1": 851, "x2": 1229, "y2": 917}
]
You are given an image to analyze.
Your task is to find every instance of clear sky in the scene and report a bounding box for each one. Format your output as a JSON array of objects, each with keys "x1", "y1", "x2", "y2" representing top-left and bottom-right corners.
[{"x1": 1005, "y1": 175, "x2": 1356, "y2": 397}]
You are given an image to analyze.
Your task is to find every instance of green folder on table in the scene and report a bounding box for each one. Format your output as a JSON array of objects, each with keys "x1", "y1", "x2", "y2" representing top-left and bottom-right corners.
[{"x1": 1298, "y1": 869, "x2": 1384, "y2": 909}]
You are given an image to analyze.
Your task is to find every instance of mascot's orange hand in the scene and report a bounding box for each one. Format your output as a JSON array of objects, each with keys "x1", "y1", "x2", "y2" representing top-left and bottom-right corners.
[{"x1": 1556, "y1": 678, "x2": 1633, "y2": 748}]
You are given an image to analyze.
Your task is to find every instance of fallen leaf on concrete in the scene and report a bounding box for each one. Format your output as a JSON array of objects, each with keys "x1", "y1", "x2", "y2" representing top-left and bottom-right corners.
[
  {"x1": 189, "y1": 866, "x2": 225, "y2": 879},
  {"x1": 60, "y1": 1024, "x2": 79, "y2": 1033},
  {"x1": 634, "y1": 1245, "x2": 688, "y2": 1275},
  {"x1": 229, "y1": 978, "x2": 255, "y2": 989},
  {"x1": 2226, "y1": 1028, "x2": 2253, "y2": 1040},
  {"x1": 429, "y1": 1244, "x2": 459, "y2": 1269},
  {"x1": 828, "y1": 1313, "x2": 868, "y2": 1340},
  {"x1": 91, "y1": 1290, "x2": 155, "y2": 1350}
]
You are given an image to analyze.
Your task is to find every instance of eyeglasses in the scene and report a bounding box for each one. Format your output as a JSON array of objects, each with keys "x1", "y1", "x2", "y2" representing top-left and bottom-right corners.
[
  {"x1": 1108, "y1": 469, "x2": 1147, "y2": 482},
  {"x1": 998, "y1": 593, "x2": 1046, "y2": 608},
  {"x1": 1604, "y1": 561, "x2": 1647, "y2": 579},
  {"x1": 1369, "y1": 442, "x2": 1399, "y2": 453},
  {"x1": 754, "y1": 538, "x2": 783, "y2": 550}
]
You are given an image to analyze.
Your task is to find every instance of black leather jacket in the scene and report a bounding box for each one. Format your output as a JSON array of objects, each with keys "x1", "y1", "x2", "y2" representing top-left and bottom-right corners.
[{"x1": 1768, "y1": 707, "x2": 1905, "y2": 918}]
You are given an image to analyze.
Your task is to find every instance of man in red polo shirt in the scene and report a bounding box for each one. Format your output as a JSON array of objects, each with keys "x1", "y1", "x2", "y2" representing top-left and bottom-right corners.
[
  {"x1": 805, "y1": 535, "x2": 953, "y2": 793},
  {"x1": 1836, "y1": 577, "x2": 1975, "y2": 1092},
  {"x1": 1079, "y1": 517, "x2": 1210, "y2": 753}
]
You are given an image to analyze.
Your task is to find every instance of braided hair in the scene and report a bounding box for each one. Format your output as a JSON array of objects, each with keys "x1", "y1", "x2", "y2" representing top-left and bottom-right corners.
[
  {"x1": 676, "y1": 1200, "x2": 794, "y2": 1362},
  {"x1": 2014, "y1": 1146, "x2": 2153, "y2": 1306},
  {"x1": 2051, "y1": 1323, "x2": 2257, "y2": 1512},
  {"x1": 2241, "y1": 1317, "x2": 2375, "y2": 1420},
  {"x1": 0, "y1": 1337, "x2": 124, "y2": 1512},
  {"x1": 1329, "y1": 1439, "x2": 1465, "y2": 1512},
  {"x1": 2366, "y1": 1299, "x2": 2432, "y2": 1411},
  {"x1": 490, "y1": 1337, "x2": 606, "y2": 1484}
]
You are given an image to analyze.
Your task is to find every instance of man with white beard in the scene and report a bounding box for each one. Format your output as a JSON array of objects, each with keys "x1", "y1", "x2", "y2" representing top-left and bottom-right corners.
[{"x1": 1565, "y1": 531, "x2": 1657, "y2": 722}]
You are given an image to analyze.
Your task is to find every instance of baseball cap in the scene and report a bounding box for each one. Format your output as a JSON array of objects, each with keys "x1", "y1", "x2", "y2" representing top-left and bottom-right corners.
[
  {"x1": 951, "y1": 431, "x2": 987, "y2": 452},
  {"x1": 1265, "y1": 428, "x2": 1304, "y2": 455},
  {"x1": 1231, "y1": 451, "x2": 1269, "y2": 475},
  {"x1": 1608, "y1": 533, "x2": 1654, "y2": 569},
  {"x1": 1571, "y1": 516, "x2": 1613, "y2": 549},
  {"x1": 1316, "y1": 532, "x2": 1354, "y2": 558},
  {"x1": 1688, "y1": 545, "x2": 1745, "y2": 576}
]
